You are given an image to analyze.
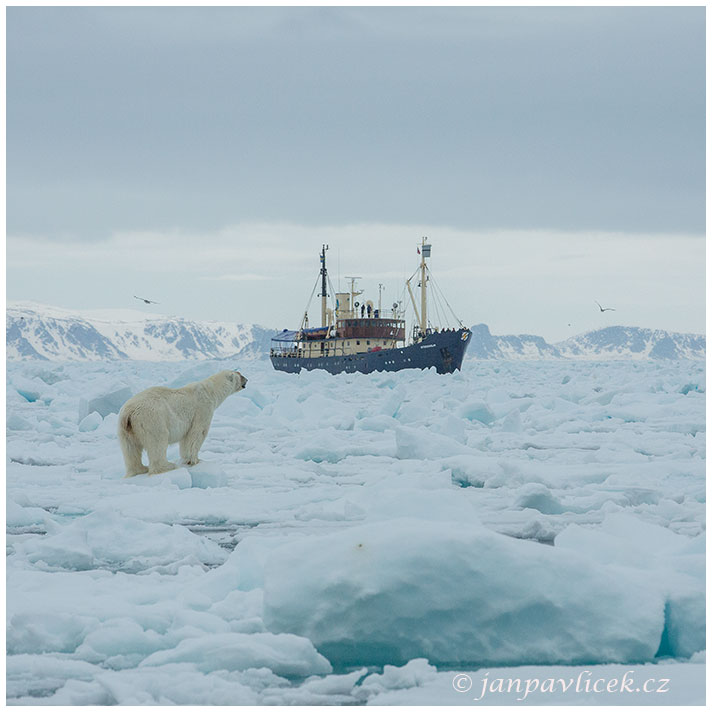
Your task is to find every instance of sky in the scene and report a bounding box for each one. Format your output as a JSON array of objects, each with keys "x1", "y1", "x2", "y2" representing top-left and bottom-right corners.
[{"x1": 6, "y1": 6, "x2": 706, "y2": 341}]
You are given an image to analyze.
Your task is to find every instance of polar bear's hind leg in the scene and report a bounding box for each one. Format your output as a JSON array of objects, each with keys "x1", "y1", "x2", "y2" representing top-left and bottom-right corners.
[
  {"x1": 145, "y1": 438, "x2": 178, "y2": 475},
  {"x1": 118, "y1": 416, "x2": 149, "y2": 477}
]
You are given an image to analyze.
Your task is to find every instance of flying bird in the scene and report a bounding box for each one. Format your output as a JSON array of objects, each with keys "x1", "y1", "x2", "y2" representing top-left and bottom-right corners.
[
  {"x1": 134, "y1": 296, "x2": 160, "y2": 305},
  {"x1": 595, "y1": 300, "x2": 615, "y2": 312}
]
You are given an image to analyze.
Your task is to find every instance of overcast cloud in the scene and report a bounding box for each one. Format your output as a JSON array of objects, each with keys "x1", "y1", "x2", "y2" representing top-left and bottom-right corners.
[{"x1": 6, "y1": 7, "x2": 705, "y2": 339}]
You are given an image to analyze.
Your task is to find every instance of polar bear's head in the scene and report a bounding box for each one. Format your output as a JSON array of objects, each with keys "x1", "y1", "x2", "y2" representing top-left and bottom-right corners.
[{"x1": 227, "y1": 370, "x2": 248, "y2": 392}]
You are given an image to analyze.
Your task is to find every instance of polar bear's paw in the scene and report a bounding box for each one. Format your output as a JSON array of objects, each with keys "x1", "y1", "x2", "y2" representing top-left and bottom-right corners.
[
  {"x1": 124, "y1": 465, "x2": 149, "y2": 477},
  {"x1": 182, "y1": 457, "x2": 201, "y2": 467},
  {"x1": 148, "y1": 462, "x2": 178, "y2": 476}
]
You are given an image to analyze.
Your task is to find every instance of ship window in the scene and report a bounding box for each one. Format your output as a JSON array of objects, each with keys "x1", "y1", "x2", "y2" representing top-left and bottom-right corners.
[
  {"x1": 366, "y1": 340, "x2": 370, "y2": 345},
  {"x1": 356, "y1": 340, "x2": 360, "y2": 345}
]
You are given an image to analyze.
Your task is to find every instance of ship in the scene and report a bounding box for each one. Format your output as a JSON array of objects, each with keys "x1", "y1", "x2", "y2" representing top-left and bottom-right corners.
[{"x1": 270, "y1": 238, "x2": 471, "y2": 375}]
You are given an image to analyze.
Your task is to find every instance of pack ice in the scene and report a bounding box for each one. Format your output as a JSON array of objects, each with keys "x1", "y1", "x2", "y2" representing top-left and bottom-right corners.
[{"x1": 6, "y1": 358, "x2": 705, "y2": 704}]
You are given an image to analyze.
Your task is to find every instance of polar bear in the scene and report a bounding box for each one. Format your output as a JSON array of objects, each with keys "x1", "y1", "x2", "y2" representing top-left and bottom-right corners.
[{"x1": 118, "y1": 370, "x2": 247, "y2": 477}]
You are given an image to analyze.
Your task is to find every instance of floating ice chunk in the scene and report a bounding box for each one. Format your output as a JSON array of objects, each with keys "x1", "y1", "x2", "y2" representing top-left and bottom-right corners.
[
  {"x1": 7, "y1": 413, "x2": 32, "y2": 430},
  {"x1": 357, "y1": 658, "x2": 437, "y2": 697},
  {"x1": 189, "y1": 461, "x2": 228, "y2": 489},
  {"x1": 140, "y1": 632, "x2": 332, "y2": 677},
  {"x1": 169, "y1": 362, "x2": 225, "y2": 388},
  {"x1": 501, "y1": 408, "x2": 523, "y2": 432},
  {"x1": 379, "y1": 386, "x2": 406, "y2": 418},
  {"x1": 32, "y1": 367, "x2": 67, "y2": 385},
  {"x1": 348, "y1": 487, "x2": 479, "y2": 525},
  {"x1": 16, "y1": 509, "x2": 226, "y2": 573},
  {"x1": 446, "y1": 455, "x2": 487, "y2": 488},
  {"x1": 484, "y1": 388, "x2": 517, "y2": 418},
  {"x1": 218, "y1": 536, "x2": 296, "y2": 593},
  {"x1": 555, "y1": 513, "x2": 698, "y2": 568},
  {"x1": 395, "y1": 426, "x2": 468, "y2": 459},
  {"x1": 208, "y1": 588, "x2": 265, "y2": 627},
  {"x1": 355, "y1": 414, "x2": 397, "y2": 432},
  {"x1": 430, "y1": 413, "x2": 467, "y2": 443},
  {"x1": 39, "y1": 664, "x2": 264, "y2": 706},
  {"x1": 78, "y1": 412, "x2": 103, "y2": 432},
  {"x1": 459, "y1": 399, "x2": 495, "y2": 424},
  {"x1": 555, "y1": 512, "x2": 705, "y2": 658},
  {"x1": 262, "y1": 518, "x2": 665, "y2": 668},
  {"x1": 661, "y1": 591, "x2": 705, "y2": 659},
  {"x1": 293, "y1": 427, "x2": 394, "y2": 462},
  {"x1": 94, "y1": 412, "x2": 119, "y2": 438},
  {"x1": 6, "y1": 499, "x2": 48, "y2": 528},
  {"x1": 6, "y1": 654, "x2": 99, "y2": 701},
  {"x1": 301, "y1": 392, "x2": 354, "y2": 429},
  {"x1": 271, "y1": 667, "x2": 367, "y2": 705},
  {"x1": 600, "y1": 512, "x2": 690, "y2": 551},
  {"x1": 294, "y1": 498, "x2": 366, "y2": 523},
  {"x1": 8, "y1": 611, "x2": 97, "y2": 656},
  {"x1": 126, "y1": 468, "x2": 193, "y2": 490},
  {"x1": 12, "y1": 374, "x2": 44, "y2": 403},
  {"x1": 243, "y1": 386, "x2": 269, "y2": 409},
  {"x1": 266, "y1": 391, "x2": 303, "y2": 423},
  {"x1": 229, "y1": 397, "x2": 262, "y2": 419},
  {"x1": 514, "y1": 482, "x2": 565, "y2": 514},
  {"x1": 75, "y1": 617, "x2": 165, "y2": 667},
  {"x1": 78, "y1": 385, "x2": 131, "y2": 420}
]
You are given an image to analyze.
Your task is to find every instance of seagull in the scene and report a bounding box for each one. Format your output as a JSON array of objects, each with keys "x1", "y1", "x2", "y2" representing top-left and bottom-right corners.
[
  {"x1": 595, "y1": 300, "x2": 615, "y2": 312},
  {"x1": 134, "y1": 295, "x2": 160, "y2": 305}
]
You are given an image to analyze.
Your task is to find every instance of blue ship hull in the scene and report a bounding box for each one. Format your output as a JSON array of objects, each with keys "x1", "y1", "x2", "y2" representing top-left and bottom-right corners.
[{"x1": 271, "y1": 328, "x2": 471, "y2": 375}]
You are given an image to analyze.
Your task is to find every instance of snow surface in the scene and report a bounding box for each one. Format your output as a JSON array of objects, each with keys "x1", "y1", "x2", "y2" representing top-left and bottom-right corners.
[{"x1": 6, "y1": 358, "x2": 705, "y2": 704}]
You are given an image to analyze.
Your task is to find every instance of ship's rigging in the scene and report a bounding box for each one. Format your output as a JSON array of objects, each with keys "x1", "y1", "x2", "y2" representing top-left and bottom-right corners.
[{"x1": 298, "y1": 238, "x2": 464, "y2": 338}]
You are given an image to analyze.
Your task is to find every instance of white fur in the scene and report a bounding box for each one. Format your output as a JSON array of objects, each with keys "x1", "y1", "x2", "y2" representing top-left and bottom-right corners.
[{"x1": 118, "y1": 370, "x2": 247, "y2": 476}]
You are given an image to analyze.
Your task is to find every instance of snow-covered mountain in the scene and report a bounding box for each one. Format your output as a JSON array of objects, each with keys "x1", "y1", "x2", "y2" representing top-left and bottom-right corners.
[
  {"x1": 467, "y1": 323, "x2": 705, "y2": 361},
  {"x1": 554, "y1": 326, "x2": 706, "y2": 360},
  {"x1": 6, "y1": 302, "x2": 276, "y2": 362},
  {"x1": 6, "y1": 303, "x2": 704, "y2": 361},
  {"x1": 467, "y1": 324, "x2": 563, "y2": 360}
]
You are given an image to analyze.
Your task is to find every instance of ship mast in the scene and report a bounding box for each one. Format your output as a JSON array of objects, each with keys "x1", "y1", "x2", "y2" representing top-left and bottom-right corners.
[
  {"x1": 420, "y1": 237, "x2": 431, "y2": 334},
  {"x1": 319, "y1": 244, "x2": 329, "y2": 327},
  {"x1": 345, "y1": 276, "x2": 362, "y2": 318}
]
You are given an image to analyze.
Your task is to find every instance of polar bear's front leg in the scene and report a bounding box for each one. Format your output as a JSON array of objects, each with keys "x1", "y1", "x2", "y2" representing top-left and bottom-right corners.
[{"x1": 180, "y1": 418, "x2": 210, "y2": 466}]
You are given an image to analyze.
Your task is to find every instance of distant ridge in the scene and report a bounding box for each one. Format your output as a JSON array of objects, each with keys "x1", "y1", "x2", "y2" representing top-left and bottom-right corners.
[
  {"x1": 5, "y1": 302, "x2": 705, "y2": 361},
  {"x1": 467, "y1": 323, "x2": 705, "y2": 361},
  {"x1": 6, "y1": 302, "x2": 276, "y2": 362}
]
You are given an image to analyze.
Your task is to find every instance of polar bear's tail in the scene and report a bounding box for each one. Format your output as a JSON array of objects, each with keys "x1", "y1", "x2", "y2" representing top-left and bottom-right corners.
[
  {"x1": 118, "y1": 407, "x2": 146, "y2": 477},
  {"x1": 119, "y1": 410, "x2": 133, "y2": 434}
]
